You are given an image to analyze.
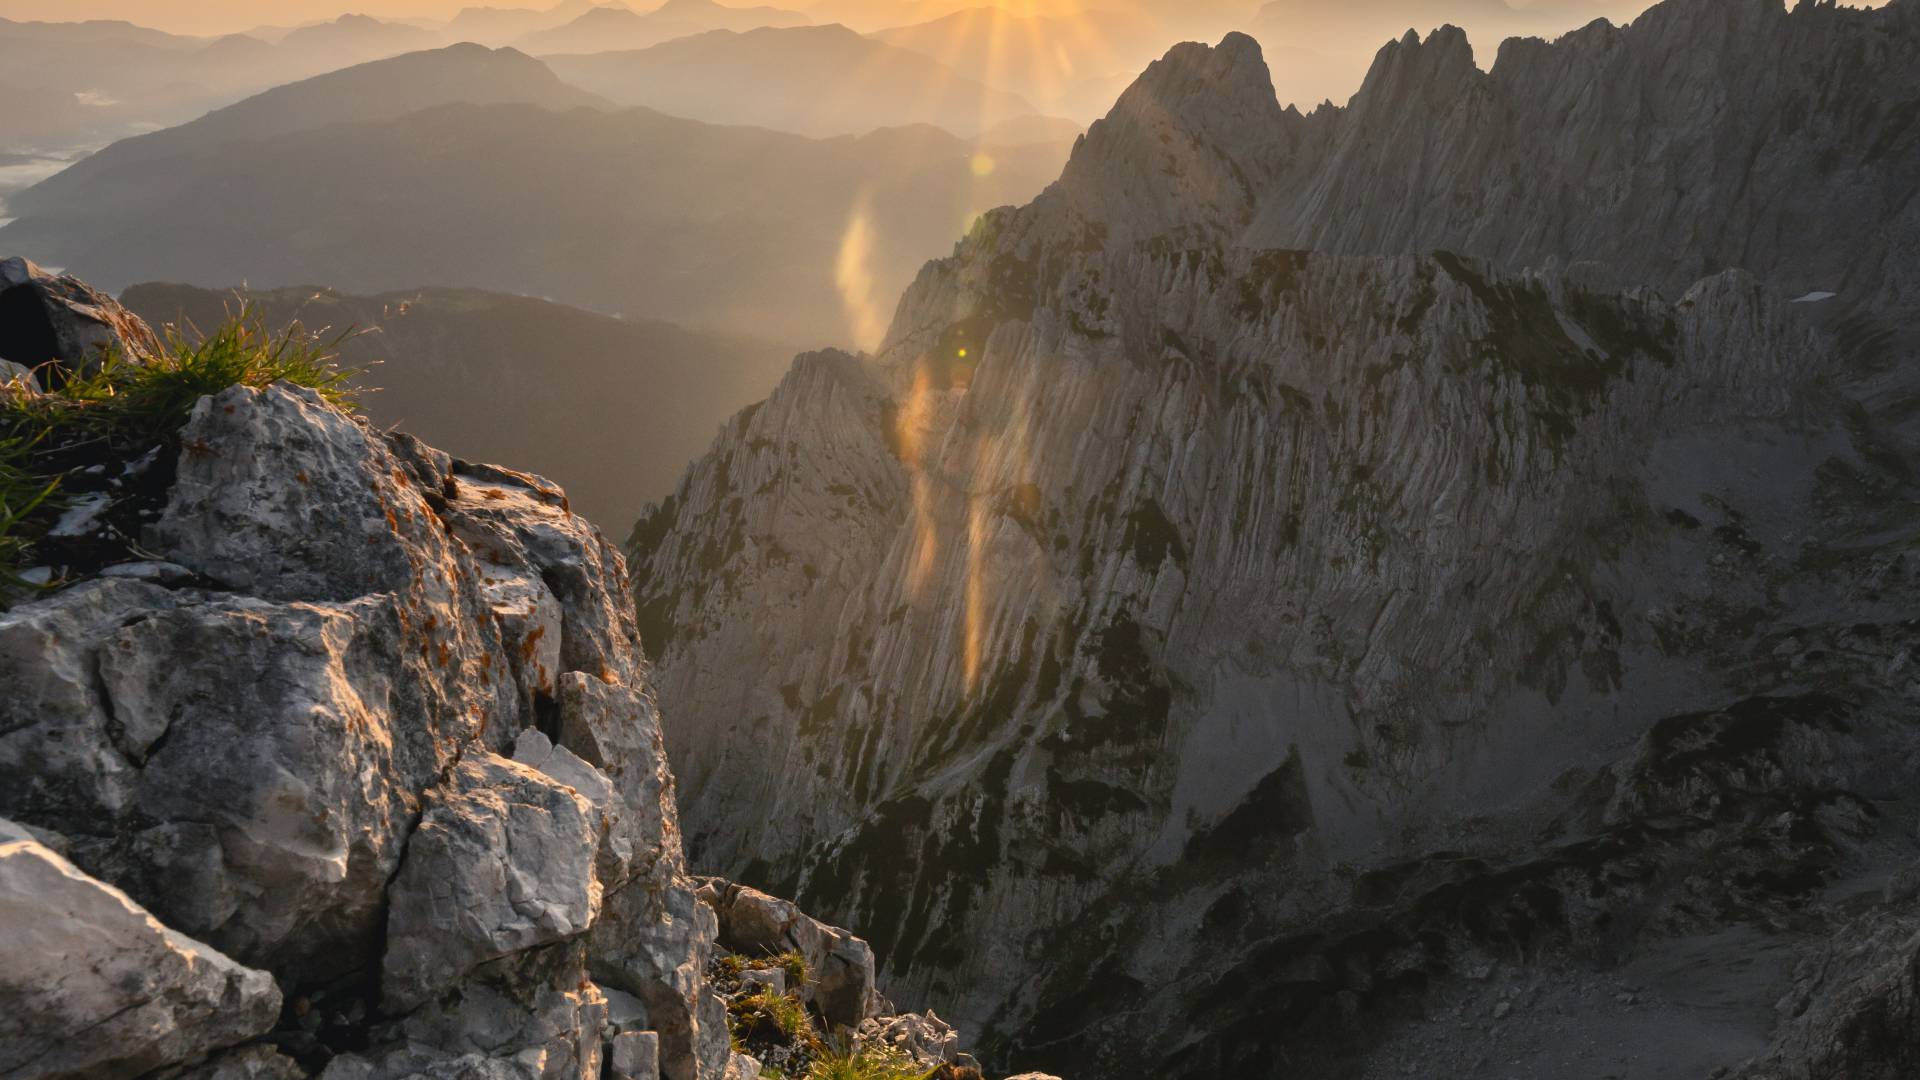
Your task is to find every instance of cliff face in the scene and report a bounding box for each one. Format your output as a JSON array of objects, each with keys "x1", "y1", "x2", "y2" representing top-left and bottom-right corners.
[
  {"x1": 631, "y1": 1, "x2": 1920, "y2": 1074},
  {"x1": 1242, "y1": 0, "x2": 1920, "y2": 313}
]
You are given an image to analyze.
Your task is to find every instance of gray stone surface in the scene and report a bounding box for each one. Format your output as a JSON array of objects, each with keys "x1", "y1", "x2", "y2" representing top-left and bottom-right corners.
[
  {"x1": 158, "y1": 1045, "x2": 310, "y2": 1080},
  {"x1": 382, "y1": 752, "x2": 603, "y2": 1012},
  {"x1": 702, "y1": 880, "x2": 877, "y2": 1028},
  {"x1": 0, "y1": 371, "x2": 738, "y2": 1078},
  {"x1": 0, "y1": 254, "x2": 159, "y2": 381},
  {"x1": 0, "y1": 825, "x2": 281, "y2": 1079},
  {"x1": 858, "y1": 1011, "x2": 962, "y2": 1068},
  {"x1": 610, "y1": 1031, "x2": 661, "y2": 1080}
]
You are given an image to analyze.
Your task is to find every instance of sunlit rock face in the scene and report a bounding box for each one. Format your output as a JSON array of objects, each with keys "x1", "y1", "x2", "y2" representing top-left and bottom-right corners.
[
  {"x1": 632, "y1": 0, "x2": 1920, "y2": 1074},
  {"x1": 0, "y1": 374, "x2": 732, "y2": 1079}
]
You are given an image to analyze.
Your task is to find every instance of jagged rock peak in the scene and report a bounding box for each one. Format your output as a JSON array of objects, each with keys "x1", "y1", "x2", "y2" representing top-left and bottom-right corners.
[
  {"x1": 1349, "y1": 23, "x2": 1479, "y2": 115},
  {"x1": 1052, "y1": 31, "x2": 1293, "y2": 242}
]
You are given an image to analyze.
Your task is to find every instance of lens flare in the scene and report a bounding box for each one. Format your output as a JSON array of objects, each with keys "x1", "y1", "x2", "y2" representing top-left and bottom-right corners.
[
  {"x1": 899, "y1": 364, "x2": 938, "y2": 598},
  {"x1": 835, "y1": 197, "x2": 888, "y2": 352},
  {"x1": 965, "y1": 475, "x2": 988, "y2": 694}
]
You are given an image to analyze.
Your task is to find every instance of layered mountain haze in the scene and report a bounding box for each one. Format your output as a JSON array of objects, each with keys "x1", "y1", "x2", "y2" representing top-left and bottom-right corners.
[
  {"x1": 516, "y1": 0, "x2": 812, "y2": 53},
  {"x1": 0, "y1": 82, "x2": 1074, "y2": 345},
  {"x1": 275, "y1": 11, "x2": 442, "y2": 60},
  {"x1": 120, "y1": 282, "x2": 794, "y2": 529},
  {"x1": 6, "y1": 43, "x2": 612, "y2": 222},
  {"x1": 545, "y1": 24, "x2": 1043, "y2": 137},
  {"x1": 630, "y1": 0, "x2": 1920, "y2": 1075},
  {"x1": 443, "y1": 1, "x2": 600, "y2": 45}
]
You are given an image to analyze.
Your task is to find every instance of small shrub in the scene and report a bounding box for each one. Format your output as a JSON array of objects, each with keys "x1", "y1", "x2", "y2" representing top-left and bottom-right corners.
[{"x1": 805, "y1": 1046, "x2": 933, "y2": 1080}]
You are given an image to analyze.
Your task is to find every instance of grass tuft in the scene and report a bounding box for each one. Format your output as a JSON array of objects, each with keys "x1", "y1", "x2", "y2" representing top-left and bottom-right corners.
[
  {"x1": 7, "y1": 309, "x2": 354, "y2": 446},
  {"x1": 775, "y1": 950, "x2": 810, "y2": 990},
  {"x1": 0, "y1": 307, "x2": 355, "y2": 593},
  {"x1": 805, "y1": 1047, "x2": 933, "y2": 1080},
  {"x1": 737, "y1": 988, "x2": 813, "y2": 1044},
  {"x1": 0, "y1": 433, "x2": 59, "y2": 586}
]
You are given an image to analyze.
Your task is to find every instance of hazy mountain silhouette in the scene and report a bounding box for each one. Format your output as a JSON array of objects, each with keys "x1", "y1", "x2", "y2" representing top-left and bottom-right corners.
[
  {"x1": 442, "y1": 0, "x2": 605, "y2": 46},
  {"x1": 8, "y1": 45, "x2": 611, "y2": 218},
  {"x1": 276, "y1": 13, "x2": 440, "y2": 63},
  {"x1": 2, "y1": 102, "x2": 1074, "y2": 345},
  {"x1": 120, "y1": 281, "x2": 794, "y2": 527},
  {"x1": 0, "y1": 14, "x2": 188, "y2": 47},
  {"x1": 546, "y1": 23, "x2": 1039, "y2": 137},
  {"x1": 0, "y1": 13, "x2": 563, "y2": 151},
  {"x1": 516, "y1": 0, "x2": 810, "y2": 53}
]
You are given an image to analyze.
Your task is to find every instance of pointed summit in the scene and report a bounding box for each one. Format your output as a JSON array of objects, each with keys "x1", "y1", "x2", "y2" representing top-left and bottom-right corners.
[
  {"x1": 1348, "y1": 23, "x2": 1480, "y2": 119},
  {"x1": 1054, "y1": 32, "x2": 1296, "y2": 241}
]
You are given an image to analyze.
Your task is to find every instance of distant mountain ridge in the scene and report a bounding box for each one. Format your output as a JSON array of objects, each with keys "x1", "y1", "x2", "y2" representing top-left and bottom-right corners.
[
  {"x1": 120, "y1": 282, "x2": 794, "y2": 528},
  {"x1": 7, "y1": 44, "x2": 611, "y2": 220},
  {"x1": 545, "y1": 23, "x2": 1041, "y2": 137},
  {"x1": 516, "y1": 0, "x2": 811, "y2": 53},
  {"x1": 0, "y1": 96, "x2": 1075, "y2": 345}
]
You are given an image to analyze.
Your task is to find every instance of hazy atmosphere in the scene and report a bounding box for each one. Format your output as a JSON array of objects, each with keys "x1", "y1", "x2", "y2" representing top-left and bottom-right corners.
[{"x1": 1, "y1": 1, "x2": 1915, "y2": 1079}]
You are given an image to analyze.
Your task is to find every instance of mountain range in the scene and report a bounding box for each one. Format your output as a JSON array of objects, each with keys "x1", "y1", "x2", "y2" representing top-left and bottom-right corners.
[
  {"x1": 515, "y1": 0, "x2": 811, "y2": 53},
  {"x1": 544, "y1": 23, "x2": 1042, "y2": 137},
  {"x1": 0, "y1": 47, "x2": 1077, "y2": 346},
  {"x1": 626, "y1": 0, "x2": 1920, "y2": 1075}
]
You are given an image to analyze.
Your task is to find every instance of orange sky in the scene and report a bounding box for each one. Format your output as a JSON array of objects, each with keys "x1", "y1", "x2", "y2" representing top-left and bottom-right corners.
[{"x1": 0, "y1": 1, "x2": 456, "y2": 33}]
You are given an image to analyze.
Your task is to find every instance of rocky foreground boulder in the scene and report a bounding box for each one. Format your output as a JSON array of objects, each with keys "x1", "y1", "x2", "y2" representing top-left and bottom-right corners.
[{"x1": 0, "y1": 284, "x2": 1038, "y2": 1079}]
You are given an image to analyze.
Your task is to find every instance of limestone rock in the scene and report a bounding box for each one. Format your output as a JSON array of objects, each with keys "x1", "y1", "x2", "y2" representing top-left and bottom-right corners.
[
  {"x1": 513, "y1": 728, "x2": 634, "y2": 885},
  {"x1": 701, "y1": 880, "x2": 877, "y2": 1028},
  {"x1": 555, "y1": 672, "x2": 677, "y2": 888},
  {"x1": 0, "y1": 359, "x2": 728, "y2": 1079},
  {"x1": 609, "y1": 1031, "x2": 661, "y2": 1080},
  {"x1": 157, "y1": 1045, "x2": 309, "y2": 1080},
  {"x1": 382, "y1": 752, "x2": 603, "y2": 1013},
  {"x1": 0, "y1": 578, "x2": 181, "y2": 823},
  {"x1": 1730, "y1": 907, "x2": 1920, "y2": 1080},
  {"x1": 363, "y1": 943, "x2": 609, "y2": 1080},
  {"x1": 0, "y1": 254, "x2": 159, "y2": 384},
  {"x1": 591, "y1": 879, "x2": 729, "y2": 1080},
  {"x1": 0, "y1": 826, "x2": 281, "y2": 1079},
  {"x1": 153, "y1": 382, "x2": 471, "y2": 604},
  {"x1": 739, "y1": 968, "x2": 784, "y2": 995},
  {"x1": 858, "y1": 1011, "x2": 962, "y2": 1068}
]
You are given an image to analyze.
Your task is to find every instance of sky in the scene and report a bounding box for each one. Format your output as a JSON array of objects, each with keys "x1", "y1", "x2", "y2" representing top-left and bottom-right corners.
[
  {"x1": 0, "y1": 0, "x2": 465, "y2": 32},
  {"x1": 0, "y1": 0, "x2": 1661, "y2": 38}
]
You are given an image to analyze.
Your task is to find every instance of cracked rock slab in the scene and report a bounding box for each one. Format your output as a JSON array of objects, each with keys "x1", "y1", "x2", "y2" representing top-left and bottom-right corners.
[
  {"x1": 0, "y1": 823, "x2": 281, "y2": 1079},
  {"x1": 382, "y1": 752, "x2": 603, "y2": 1013}
]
